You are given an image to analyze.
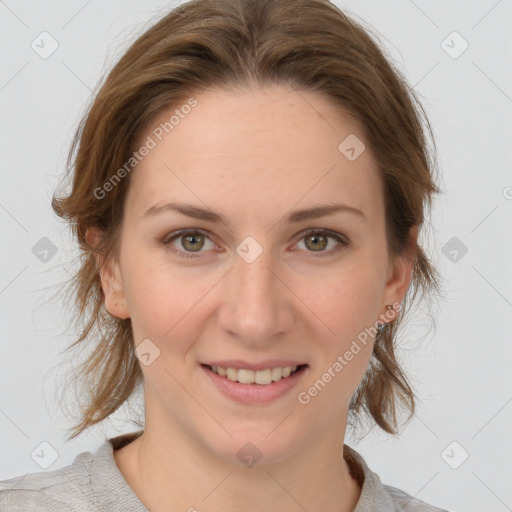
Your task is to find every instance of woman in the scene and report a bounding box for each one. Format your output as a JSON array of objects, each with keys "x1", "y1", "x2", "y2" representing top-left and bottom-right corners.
[{"x1": 0, "y1": 0, "x2": 449, "y2": 510}]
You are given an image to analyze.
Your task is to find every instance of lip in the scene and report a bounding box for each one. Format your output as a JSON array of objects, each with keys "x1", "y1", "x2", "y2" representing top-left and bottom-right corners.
[
  {"x1": 201, "y1": 359, "x2": 306, "y2": 371},
  {"x1": 201, "y1": 363, "x2": 308, "y2": 404}
]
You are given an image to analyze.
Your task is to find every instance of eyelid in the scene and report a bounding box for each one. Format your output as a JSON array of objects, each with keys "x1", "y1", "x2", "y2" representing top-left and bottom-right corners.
[
  {"x1": 300, "y1": 228, "x2": 349, "y2": 246},
  {"x1": 161, "y1": 228, "x2": 214, "y2": 245}
]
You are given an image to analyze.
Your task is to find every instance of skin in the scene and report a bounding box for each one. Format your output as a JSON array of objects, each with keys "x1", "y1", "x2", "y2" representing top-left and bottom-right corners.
[{"x1": 87, "y1": 84, "x2": 416, "y2": 512}]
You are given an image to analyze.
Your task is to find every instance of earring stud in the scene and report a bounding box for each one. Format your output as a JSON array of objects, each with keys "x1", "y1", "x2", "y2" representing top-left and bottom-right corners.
[{"x1": 377, "y1": 304, "x2": 395, "y2": 329}]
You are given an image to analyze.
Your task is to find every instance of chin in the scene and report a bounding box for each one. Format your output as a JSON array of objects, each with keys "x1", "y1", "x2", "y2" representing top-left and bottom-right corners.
[{"x1": 200, "y1": 426, "x2": 305, "y2": 468}]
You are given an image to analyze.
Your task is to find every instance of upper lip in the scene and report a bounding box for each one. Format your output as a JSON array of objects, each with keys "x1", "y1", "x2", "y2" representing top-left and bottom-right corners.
[{"x1": 202, "y1": 359, "x2": 307, "y2": 371}]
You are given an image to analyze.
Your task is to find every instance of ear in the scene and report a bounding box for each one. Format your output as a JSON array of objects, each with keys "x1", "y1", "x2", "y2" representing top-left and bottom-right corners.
[
  {"x1": 379, "y1": 225, "x2": 418, "y2": 322},
  {"x1": 86, "y1": 227, "x2": 130, "y2": 320}
]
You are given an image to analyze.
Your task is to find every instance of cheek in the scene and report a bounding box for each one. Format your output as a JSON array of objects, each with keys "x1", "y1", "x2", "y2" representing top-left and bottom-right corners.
[
  {"x1": 304, "y1": 256, "x2": 384, "y2": 339},
  {"x1": 296, "y1": 256, "x2": 382, "y2": 395},
  {"x1": 122, "y1": 252, "x2": 216, "y2": 345}
]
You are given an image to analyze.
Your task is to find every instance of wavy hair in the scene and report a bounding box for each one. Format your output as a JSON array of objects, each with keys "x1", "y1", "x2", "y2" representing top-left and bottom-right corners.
[{"x1": 51, "y1": 0, "x2": 442, "y2": 440}]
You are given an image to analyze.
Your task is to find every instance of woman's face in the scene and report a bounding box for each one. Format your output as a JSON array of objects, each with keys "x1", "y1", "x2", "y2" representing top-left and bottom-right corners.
[{"x1": 100, "y1": 85, "x2": 413, "y2": 464}]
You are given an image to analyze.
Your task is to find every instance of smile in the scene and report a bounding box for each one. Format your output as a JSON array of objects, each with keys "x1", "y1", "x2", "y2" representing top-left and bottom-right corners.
[{"x1": 208, "y1": 364, "x2": 305, "y2": 385}]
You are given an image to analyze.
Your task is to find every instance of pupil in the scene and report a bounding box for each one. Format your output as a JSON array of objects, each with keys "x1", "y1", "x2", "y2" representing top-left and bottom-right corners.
[
  {"x1": 309, "y1": 234, "x2": 326, "y2": 251},
  {"x1": 185, "y1": 234, "x2": 203, "y2": 251}
]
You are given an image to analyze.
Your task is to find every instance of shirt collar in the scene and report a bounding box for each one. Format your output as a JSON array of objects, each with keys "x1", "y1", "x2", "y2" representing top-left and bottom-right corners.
[{"x1": 90, "y1": 431, "x2": 398, "y2": 512}]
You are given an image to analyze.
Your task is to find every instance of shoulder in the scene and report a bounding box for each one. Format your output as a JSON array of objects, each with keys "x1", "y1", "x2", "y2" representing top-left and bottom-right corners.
[
  {"x1": 383, "y1": 484, "x2": 451, "y2": 511},
  {"x1": 0, "y1": 450, "x2": 96, "y2": 511},
  {"x1": 344, "y1": 444, "x2": 450, "y2": 512}
]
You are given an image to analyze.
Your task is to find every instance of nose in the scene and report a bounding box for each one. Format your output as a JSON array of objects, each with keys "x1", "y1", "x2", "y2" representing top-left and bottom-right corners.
[{"x1": 216, "y1": 243, "x2": 295, "y2": 347}]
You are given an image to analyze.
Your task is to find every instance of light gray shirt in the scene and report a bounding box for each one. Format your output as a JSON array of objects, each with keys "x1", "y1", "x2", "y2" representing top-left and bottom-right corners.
[{"x1": 0, "y1": 431, "x2": 449, "y2": 511}]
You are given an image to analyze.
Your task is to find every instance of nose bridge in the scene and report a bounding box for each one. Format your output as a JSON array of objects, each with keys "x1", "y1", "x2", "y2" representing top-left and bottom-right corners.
[
  {"x1": 235, "y1": 246, "x2": 275, "y2": 301},
  {"x1": 218, "y1": 241, "x2": 292, "y2": 342}
]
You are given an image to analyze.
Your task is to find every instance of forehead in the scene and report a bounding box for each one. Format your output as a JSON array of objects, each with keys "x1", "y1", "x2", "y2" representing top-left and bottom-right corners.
[{"x1": 126, "y1": 85, "x2": 384, "y2": 226}]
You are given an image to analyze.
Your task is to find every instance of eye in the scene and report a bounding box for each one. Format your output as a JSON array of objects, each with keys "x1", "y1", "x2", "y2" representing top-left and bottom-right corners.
[
  {"x1": 162, "y1": 229, "x2": 215, "y2": 259},
  {"x1": 293, "y1": 228, "x2": 349, "y2": 256},
  {"x1": 161, "y1": 228, "x2": 349, "y2": 259}
]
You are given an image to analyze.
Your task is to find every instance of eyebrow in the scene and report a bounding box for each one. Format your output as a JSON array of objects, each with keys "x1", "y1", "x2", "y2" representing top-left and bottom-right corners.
[{"x1": 143, "y1": 201, "x2": 365, "y2": 224}]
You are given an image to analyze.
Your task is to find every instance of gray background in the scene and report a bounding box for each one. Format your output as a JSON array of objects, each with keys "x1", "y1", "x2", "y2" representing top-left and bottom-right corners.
[{"x1": 1, "y1": 1, "x2": 511, "y2": 511}]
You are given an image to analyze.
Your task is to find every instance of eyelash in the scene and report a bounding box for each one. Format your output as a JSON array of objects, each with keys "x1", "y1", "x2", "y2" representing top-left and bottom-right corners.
[{"x1": 161, "y1": 228, "x2": 349, "y2": 260}]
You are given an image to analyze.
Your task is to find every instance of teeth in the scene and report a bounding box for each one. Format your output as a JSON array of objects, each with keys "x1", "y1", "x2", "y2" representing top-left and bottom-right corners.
[
  {"x1": 238, "y1": 369, "x2": 256, "y2": 384},
  {"x1": 210, "y1": 365, "x2": 299, "y2": 385},
  {"x1": 255, "y1": 369, "x2": 272, "y2": 385},
  {"x1": 271, "y1": 367, "x2": 282, "y2": 381},
  {"x1": 226, "y1": 367, "x2": 238, "y2": 381}
]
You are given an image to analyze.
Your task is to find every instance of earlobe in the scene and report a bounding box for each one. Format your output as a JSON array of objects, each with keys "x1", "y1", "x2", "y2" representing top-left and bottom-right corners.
[
  {"x1": 100, "y1": 257, "x2": 131, "y2": 320},
  {"x1": 86, "y1": 227, "x2": 130, "y2": 320},
  {"x1": 379, "y1": 225, "x2": 418, "y2": 323}
]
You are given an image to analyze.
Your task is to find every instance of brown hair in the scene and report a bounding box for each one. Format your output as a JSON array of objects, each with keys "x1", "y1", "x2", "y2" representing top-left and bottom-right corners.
[{"x1": 52, "y1": 0, "x2": 441, "y2": 440}]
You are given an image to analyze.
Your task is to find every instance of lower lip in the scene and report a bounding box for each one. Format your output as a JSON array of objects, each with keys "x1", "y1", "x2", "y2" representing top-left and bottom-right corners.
[{"x1": 201, "y1": 364, "x2": 308, "y2": 404}]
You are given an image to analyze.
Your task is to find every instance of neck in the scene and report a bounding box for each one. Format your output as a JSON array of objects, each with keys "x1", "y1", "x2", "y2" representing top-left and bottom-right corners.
[{"x1": 113, "y1": 420, "x2": 362, "y2": 512}]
